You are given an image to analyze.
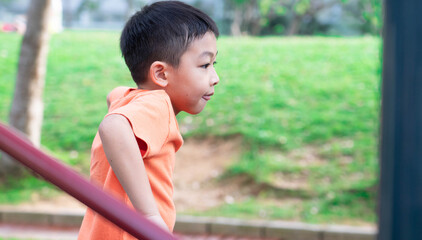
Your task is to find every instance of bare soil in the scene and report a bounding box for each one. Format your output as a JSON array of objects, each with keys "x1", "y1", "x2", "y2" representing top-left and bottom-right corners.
[
  {"x1": 3, "y1": 137, "x2": 249, "y2": 213},
  {"x1": 2, "y1": 138, "x2": 376, "y2": 227},
  {"x1": 173, "y1": 137, "x2": 245, "y2": 212}
]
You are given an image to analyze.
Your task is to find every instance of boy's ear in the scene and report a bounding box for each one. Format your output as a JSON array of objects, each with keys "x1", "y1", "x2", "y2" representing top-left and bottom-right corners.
[{"x1": 149, "y1": 61, "x2": 169, "y2": 87}]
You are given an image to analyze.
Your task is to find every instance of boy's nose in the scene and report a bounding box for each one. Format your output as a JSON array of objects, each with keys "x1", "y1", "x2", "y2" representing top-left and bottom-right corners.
[{"x1": 211, "y1": 69, "x2": 219, "y2": 86}]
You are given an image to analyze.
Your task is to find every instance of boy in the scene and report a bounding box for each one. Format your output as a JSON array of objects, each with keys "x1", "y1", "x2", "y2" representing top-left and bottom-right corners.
[{"x1": 78, "y1": 1, "x2": 219, "y2": 239}]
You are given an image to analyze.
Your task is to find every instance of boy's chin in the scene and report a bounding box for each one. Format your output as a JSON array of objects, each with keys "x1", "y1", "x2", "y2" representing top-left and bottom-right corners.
[
  {"x1": 186, "y1": 110, "x2": 203, "y2": 115},
  {"x1": 185, "y1": 106, "x2": 206, "y2": 115}
]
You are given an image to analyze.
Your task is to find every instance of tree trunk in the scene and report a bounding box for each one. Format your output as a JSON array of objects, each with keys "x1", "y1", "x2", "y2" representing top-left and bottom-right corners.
[
  {"x1": 230, "y1": 8, "x2": 242, "y2": 36},
  {"x1": 286, "y1": 14, "x2": 302, "y2": 35},
  {"x1": 244, "y1": 0, "x2": 261, "y2": 35},
  {"x1": 63, "y1": 0, "x2": 73, "y2": 28},
  {"x1": 125, "y1": 0, "x2": 135, "y2": 20},
  {"x1": 0, "y1": 0, "x2": 53, "y2": 177}
]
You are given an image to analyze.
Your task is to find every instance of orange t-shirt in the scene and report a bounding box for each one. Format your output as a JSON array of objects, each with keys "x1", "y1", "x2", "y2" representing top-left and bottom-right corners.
[{"x1": 78, "y1": 87, "x2": 183, "y2": 240}]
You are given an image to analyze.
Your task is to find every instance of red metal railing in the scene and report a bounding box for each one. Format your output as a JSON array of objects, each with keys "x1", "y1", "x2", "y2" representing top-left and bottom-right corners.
[{"x1": 0, "y1": 123, "x2": 177, "y2": 240}]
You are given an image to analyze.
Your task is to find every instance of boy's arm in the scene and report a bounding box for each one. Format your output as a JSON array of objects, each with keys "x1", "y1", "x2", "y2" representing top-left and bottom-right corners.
[{"x1": 98, "y1": 114, "x2": 168, "y2": 231}]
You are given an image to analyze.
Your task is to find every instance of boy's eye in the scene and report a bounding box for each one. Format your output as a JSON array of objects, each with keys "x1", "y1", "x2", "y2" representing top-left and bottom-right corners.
[
  {"x1": 201, "y1": 61, "x2": 217, "y2": 69},
  {"x1": 201, "y1": 63, "x2": 210, "y2": 69}
]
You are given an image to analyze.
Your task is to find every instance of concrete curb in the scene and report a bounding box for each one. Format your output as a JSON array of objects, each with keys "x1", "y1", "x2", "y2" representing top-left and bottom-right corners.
[{"x1": 0, "y1": 208, "x2": 377, "y2": 240}]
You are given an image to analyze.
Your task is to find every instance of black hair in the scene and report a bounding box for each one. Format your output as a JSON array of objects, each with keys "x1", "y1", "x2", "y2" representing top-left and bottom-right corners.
[{"x1": 120, "y1": 1, "x2": 219, "y2": 85}]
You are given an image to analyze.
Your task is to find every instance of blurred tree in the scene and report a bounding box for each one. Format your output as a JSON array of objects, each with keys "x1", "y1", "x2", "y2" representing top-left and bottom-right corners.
[
  {"x1": 0, "y1": 0, "x2": 53, "y2": 177},
  {"x1": 126, "y1": 0, "x2": 136, "y2": 19},
  {"x1": 63, "y1": 0, "x2": 100, "y2": 27},
  {"x1": 125, "y1": 0, "x2": 146, "y2": 20},
  {"x1": 229, "y1": 0, "x2": 381, "y2": 36},
  {"x1": 72, "y1": 0, "x2": 145, "y2": 24},
  {"x1": 75, "y1": 0, "x2": 100, "y2": 21},
  {"x1": 338, "y1": 0, "x2": 382, "y2": 35},
  {"x1": 227, "y1": 0, "x2": 261, "y2": 36},
  {"x1": 260, "y1": 0, "x2": 342, "y2": 35},
  {"x1": 357, "y1": 0, "x2": 382, "y2": 35}
]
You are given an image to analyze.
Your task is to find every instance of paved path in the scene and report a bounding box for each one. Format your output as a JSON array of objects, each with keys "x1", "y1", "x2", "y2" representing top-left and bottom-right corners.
[
  {"x1": 0, "y1": 208, "x2": 376, "y2": 240},
  {"x1": 0, "y1": 223, "x2": 78, "y2": 240},
  {"x1": 0, "y1": 223, "x2": 277, "y2": 240}
]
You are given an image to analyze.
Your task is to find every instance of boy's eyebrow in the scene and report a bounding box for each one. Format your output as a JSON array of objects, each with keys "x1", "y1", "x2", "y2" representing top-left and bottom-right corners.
[{"x1": 199, "y1": 51, "x2": 218, "y2": 59}]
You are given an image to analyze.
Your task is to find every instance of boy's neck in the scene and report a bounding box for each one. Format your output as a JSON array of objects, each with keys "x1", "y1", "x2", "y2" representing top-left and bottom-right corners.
[
  {"x1": 137, "y1": 81, "x2": 164, "y2": 91},
  {"x1": 136, "y1": 83, "x2": 180, "y2": 115}
]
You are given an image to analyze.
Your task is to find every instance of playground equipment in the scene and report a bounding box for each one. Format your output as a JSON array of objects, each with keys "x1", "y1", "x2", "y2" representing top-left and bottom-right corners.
[{"x1": 378, "y1": 1, "x2": 422, "y2": 240}]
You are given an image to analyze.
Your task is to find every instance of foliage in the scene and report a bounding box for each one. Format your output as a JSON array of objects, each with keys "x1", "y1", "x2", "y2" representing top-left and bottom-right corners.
[
  {"x1": 358, "y1": 0, "x2": 382, "y2": 35},
  {"x1": 194, "y1": 192, "x2": 376, "y2": 223},
  {"x1": 0, "y1": 0, "x2": 13, "y2": 4},
  {"x1": 229, "y1": 0, "x2": 252, "y2": 5},
  {"x1": 229, "y1": 0, "x2": 382, "y2": 35},
  {"x1": 76, "y1": 0, "x2": 101, "y2": 15},
  {"x1": 0, "y1": 171, "x2": 59, "y2": 204},
  {"x1": 0, "y1": 31, "x2": 381, "y2": 224}
]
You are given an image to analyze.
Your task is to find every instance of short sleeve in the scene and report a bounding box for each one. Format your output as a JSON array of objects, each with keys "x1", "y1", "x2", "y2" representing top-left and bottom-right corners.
[
  {"x1": 107, "y1": 86, "x2": 130, "y2": 105},
  {"x1": 106, "y1": 93, "x2": 170, "y2": 158}
]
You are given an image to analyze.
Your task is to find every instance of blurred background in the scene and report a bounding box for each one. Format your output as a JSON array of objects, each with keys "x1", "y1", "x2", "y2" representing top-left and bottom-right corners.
[
  {"x1": 0, "y1": 0, "x2": 380, "y2": 35},
  {"x1": 0, "y1": 0, "x2": 381, "y2": 231}
]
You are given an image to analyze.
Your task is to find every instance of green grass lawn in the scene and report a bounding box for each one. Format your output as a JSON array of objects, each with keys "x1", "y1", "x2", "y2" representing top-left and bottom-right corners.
[{"x1": 0, "y1": 31, "x2": 381, "y2": 225}]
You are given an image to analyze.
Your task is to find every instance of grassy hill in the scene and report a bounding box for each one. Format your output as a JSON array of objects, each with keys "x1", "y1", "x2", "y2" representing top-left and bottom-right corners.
[{"x1": 0, "y1": 31, "x2": 381, "y2": 224}]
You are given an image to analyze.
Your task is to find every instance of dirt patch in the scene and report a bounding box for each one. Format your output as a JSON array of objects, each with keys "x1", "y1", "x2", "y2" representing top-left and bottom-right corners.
[
  {"x1": 286, "y1": 146, "x2": 327, "y2": 167},
  {"x1": 3, "y1": 137, "x2": 246, "y2": 212},
  {"x1": 4, "y1": 137, "x2": 324, "y2": 213},
  {"x1": 1, "y1": 138, "x2": 376, "y2": 227},
  {"x1": 173, "y1": 137, "x2": 245, "y2": 212}
]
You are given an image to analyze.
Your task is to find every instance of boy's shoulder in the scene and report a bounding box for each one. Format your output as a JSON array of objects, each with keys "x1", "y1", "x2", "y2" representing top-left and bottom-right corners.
[
  {"x1": 108, "y1": 87, "x2": 172, "y2": 117},
  {"x1": 107, "y1": 86, "x2": 131, "y2": 104},
  {"x1": 104, "y1": 88, "x2": 182, "y2": 155}
]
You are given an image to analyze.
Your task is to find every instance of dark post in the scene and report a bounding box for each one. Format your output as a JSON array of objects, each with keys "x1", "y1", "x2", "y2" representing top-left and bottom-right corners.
[{"x1": 378, "y1": 1, "x2": 422, "y2": 240}]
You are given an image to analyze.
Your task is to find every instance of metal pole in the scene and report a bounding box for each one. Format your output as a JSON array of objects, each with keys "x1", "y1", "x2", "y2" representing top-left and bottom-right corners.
[
  {"x1": 378, "y1": 0, "x2": 422, "y2": 239},
  {"x1": 0, "y1": 123, "x2": 177, "y2": 240}
]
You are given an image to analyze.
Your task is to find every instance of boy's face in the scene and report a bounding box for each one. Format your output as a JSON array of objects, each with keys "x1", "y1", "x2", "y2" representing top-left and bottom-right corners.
[{"x1": 165, "y1": 32, "x2": 219, "y2": 115}]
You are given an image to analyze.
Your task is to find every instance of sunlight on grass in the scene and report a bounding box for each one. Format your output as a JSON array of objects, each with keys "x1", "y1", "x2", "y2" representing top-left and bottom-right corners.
[{"x1": 0, "y1": 32, "x2": 381, "y2": 224}]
